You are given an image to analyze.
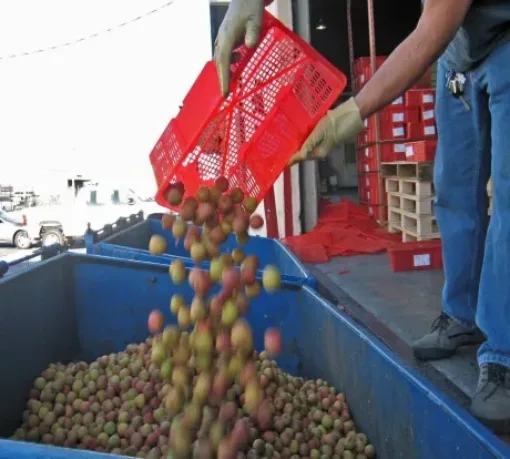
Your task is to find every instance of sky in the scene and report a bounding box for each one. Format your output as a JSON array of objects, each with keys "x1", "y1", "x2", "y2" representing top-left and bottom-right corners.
[{"x1": 0, "y1": 0, "x2": 212, "y2": 194}]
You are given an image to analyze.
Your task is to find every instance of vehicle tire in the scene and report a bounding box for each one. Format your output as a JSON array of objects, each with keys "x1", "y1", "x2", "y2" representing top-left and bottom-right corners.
[
  {"x1": 42, "y1": 228, "x2": 66, "y2": 247},
  {"x1": 13, "y1": 230, "x2": 31, "y2": 250}
]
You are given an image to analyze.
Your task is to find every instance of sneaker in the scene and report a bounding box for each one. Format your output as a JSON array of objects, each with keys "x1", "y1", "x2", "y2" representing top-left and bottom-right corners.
[
  {"x1": 471, "y1": 363, "x2": 510, "y2": 433},
  {"x1": 412, "y1": 312, "x2": 485, "y2": 360}
]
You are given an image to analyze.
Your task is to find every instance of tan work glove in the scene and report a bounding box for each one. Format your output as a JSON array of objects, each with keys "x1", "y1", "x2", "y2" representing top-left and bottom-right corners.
[
  {"x1": 289, "y1": 97, "x2": 365, "y2": 166},
  {"x1": 214, "y1": 0, "x2": 268, "y2": 97}
]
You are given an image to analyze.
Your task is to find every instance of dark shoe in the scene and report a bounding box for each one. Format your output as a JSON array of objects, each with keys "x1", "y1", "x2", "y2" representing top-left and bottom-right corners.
[
  {"x1": 412, "y1": 313, "x2": 485, "y2": 360},
  {"x1": 471, "y1": 363, "x2": 510, "y2": 433}
]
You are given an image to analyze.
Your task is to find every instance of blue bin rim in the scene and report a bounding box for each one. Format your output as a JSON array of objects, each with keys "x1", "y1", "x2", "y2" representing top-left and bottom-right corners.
[
  {"x1": 87, "y1": 218, "x2": 315, "y2": 288},
  {"x1": 0, "y1": 253, "x2": 507, "y2": 456}
]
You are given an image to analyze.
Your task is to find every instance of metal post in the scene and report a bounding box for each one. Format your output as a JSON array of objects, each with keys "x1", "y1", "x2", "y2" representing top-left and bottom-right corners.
[
  {"x1": 367, "y1": 0, "x2": 386, "y2": 225},
  {"x1": 346, "y1": 0, "x2": 355, "y2": 93}
]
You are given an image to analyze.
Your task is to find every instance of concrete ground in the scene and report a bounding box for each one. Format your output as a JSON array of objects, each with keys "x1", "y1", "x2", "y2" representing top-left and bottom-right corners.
[{"x1": 0, "y1": 244, "x2": 31, "y2": 261}]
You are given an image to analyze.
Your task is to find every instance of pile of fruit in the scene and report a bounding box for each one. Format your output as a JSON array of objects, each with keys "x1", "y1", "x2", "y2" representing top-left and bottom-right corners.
[{"x1": 11, "y1": 179, "x2": 377, "y2": 458}]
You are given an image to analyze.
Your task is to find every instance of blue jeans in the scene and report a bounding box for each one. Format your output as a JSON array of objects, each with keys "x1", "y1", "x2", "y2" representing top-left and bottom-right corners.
[{"x1": 435, "y1": 39, "x2": 510, "y2": 368}]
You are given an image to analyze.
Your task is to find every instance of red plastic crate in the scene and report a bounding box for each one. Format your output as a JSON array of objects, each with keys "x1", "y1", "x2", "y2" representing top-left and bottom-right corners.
[
  {"x1": 353, "y1": 56, "x2": 387, "y2": 89},
  {"x1": 420, "y1": 106, "x2": 436, "y2": 123},
  {"x1": 380, "y1": 106, "x2": 420, "y2": 124},
  {"x1": 356, "y1": 143, "x2": 406, "y2": 172},
  {"x1": 150, "y1": 11, "x2": 347, "y2": 209},
  {"x1": 365, "y1": 204, "x2": 387, "y2": 222},
  {"x1": 388, "y1": 239, "x2": 443, "y2": 272},
  {"x1": 406, "y1": 89, "x2": 435, "y2": 107},
  {"x1": 359, "y1": 172, "x2": 386, "y2": 205},
  {"x1": 406, "y1": 122, "x2": 437, "y2": 140},
  {"x1": 365, "y1": 122, "x2": 406, "y2": 143},
  {"x1": 405, "y1": 140, "x2": 438, "y2": 162}
]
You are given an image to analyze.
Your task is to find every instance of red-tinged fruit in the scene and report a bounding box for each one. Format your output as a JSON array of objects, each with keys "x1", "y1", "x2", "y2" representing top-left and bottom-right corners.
[
  {"x1": 196, "y1": 203, "x2": 216, "y2": 225},
  {"x1": 222, "y1": 267, "x2": 241, "y2": 295},
  {"x1": 209, "y1": 226, "x2": 226, "y2": 246},
  {"x1": 147, "y1": 310, "x2": 164, "y2": 334},
  {"x1": 196, "y1": 186, "x2": 210, "y2": 203},
  {"x1": 232, "y1": 216, "x2": 249, "y2": 234},
  {"x1": 215, "y1": 176, "x2": 229, "y2": 193},
  {"x1": 264, "y1": 328, "x2": 282, "y2": 357},
  {"x1": 166, "y1": 187, "x2": 183, "y2": 206},
  {"x1": 218, "y1": 194, "x2": 233, "y2": 213},
  {"x1": 161, "y1": 214, "x2": 176, "y2": 230},
  {"x1": 249, "y1": 214, "x2": 264, "y2": 229}
]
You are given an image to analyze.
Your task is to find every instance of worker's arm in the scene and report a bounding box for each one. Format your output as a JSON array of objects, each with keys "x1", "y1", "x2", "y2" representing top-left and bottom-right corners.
[
  {"x1": 355, "y1": 0, "x2": 473, "y2": 118},
  {"x1": 214, "y1": 0, "x2": 273, "y2": 97},
  {"x1": 290, "y1": 0, "x2": 473, "y2": 165}
]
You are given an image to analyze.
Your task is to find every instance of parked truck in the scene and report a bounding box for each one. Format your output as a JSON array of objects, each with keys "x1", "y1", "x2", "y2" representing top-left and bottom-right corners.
[{"x1": 9, "y1": 184, "x2": 169, "y2": 248}]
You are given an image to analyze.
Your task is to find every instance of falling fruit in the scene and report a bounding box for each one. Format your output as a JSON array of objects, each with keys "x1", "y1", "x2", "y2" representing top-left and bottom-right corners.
[
  {"x1": 230, "y1": 187, "x2": 245, "y2": 204},
  {"x1": 172, "y1": 220, "x2": 188, "y2": 240},
  {"x1": 196, "y1": 186, "x2": 210, "y2": 203},
  {"x1": 170, "y1": 294, "x2": 185, "y2": 315},
  {"x1": 249, "y1": 214, "x2": 264, "y2": 230},
  {"x1": 262, "y1": 265, "x2": 281, "y2": 293},
  {"x1": 166, "y1": 186, "x2": 184, "y2": 206},
  {"x1": 264, "y1": 328, "x2": 282, "y2": 357},
  {"x1": 215, "y1": 176, "x2": 229, "y2": 193},
  {"x1": 161, "y1": 214, "x2": 176, "y2": 230},
  {"x1": 148, "y1": 235, "x2": 167, "y2": 255},
  {"x1": 147, "y1": 310, "x2": 164, "y2": 334},
  {"x1": 170, "y1": 260, "x2": 187, "y2": 285},
  {"x1": 243, "y1": 196, "x2": 258, "y2": 214}
]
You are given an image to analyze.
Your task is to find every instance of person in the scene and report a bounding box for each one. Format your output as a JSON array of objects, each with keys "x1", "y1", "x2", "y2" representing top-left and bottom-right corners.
[{"x1": 214, "y1": 0, "x2": 510, "y2": 431}]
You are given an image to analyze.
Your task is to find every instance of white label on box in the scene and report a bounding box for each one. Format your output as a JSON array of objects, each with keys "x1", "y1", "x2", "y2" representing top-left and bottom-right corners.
[
  {"x1": 393, "y1": 127, "x2": 405, "y2": 137},
  {"x1": 365, "y1": 177, "x2": 370, "y2": 186},
  {"x1": 361, "y1": 75, "x2": 365, "y2": 83},
  {"x1": 423, "y1": 94, "x2": 434, "y2": 104},
  {"x1": 413, "y1": 254, "x2": 431, "y2": 267},
  {"x1": 424, "y1": 125, "x2": 436, "y2": 136},
  {"x1": 392, "y1": 112, "x2": 405, "y2": 123},
  {"x1": 364, "y1": 164, "x2": 369, "y2": 172},
  {"x1": 364, "y1": 119, "x2": 368, "y2": 128},
  {"x1": 367, "y1": 191, "x2": 371, "y2": 200},
  {"x1": 394, "y1": 143, "x2": 405, "y2": 153},
  {"x1": 392, "y1": 96, "x2": 403, "y2": 105},
  {"x1": 405, "y1": 145, "x2": 414, "y2": 158},
  {"x1": 365, "y1": 147, "x2": 370, "y2": 157},
  {"x1": 423, "y1": 109, "x2": 435, "y2": 120},
  {"x1": 368, "y1": 206, "x2": 373, "y2": 215}
]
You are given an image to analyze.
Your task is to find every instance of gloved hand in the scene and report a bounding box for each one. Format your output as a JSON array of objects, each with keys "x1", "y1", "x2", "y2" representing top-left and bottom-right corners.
[
  {"x1": 288, "y1": 97, "x2": 365, "y2": 166},
  {"x1": 214, "y1": 0, "x2": 270, "y2": 97}
]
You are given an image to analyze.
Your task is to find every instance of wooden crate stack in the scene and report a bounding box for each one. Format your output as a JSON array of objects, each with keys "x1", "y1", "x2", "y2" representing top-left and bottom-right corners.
[
  {"x1": 353, "y1": 55, "x2": 437, "y2": 222},
  {"x1": 382, "y1": 161, "x2": 440, "y2": 242}
]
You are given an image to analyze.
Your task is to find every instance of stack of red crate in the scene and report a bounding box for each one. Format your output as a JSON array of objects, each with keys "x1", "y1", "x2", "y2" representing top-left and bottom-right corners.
[{"x1": 354, "y1": 56, "x2": 438, "y2": 221}]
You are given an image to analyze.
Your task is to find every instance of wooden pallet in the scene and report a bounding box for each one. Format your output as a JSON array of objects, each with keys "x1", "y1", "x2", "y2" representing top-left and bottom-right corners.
[
  {"x1": 385, "y1": 177, "x2": 434, "y2": 197},
  {"x1": 387, "y1": 192, "x2": 435, "y2": 215},
  {"x1": 381, "y1": 161, "x2": 434, "y2": 181},
  {"x1": 388, "y1": 207, "x2": 440, "y2": 242}
]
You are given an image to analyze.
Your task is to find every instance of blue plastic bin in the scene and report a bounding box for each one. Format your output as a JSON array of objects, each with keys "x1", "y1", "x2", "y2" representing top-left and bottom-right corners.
[
  {"x1": 0, "y1": 253, "x2": 508, "y2": 458},
  {"x1": 85, "y1": 218, "x2": 316, "y2": 288}
]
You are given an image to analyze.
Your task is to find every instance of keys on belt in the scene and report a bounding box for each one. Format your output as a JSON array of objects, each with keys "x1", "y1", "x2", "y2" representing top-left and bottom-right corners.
[{"x1": 446, "y1": 70, "x2": 470, "y2": 111}]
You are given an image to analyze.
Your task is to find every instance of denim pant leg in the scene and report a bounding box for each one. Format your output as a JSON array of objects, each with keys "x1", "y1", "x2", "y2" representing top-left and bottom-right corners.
[
  {"x1": 434, "y1": 59, "x2": 491, "y2": 328},
  {"x1": 476, "y1": 40, "x2": 510, "y2": 368}
]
